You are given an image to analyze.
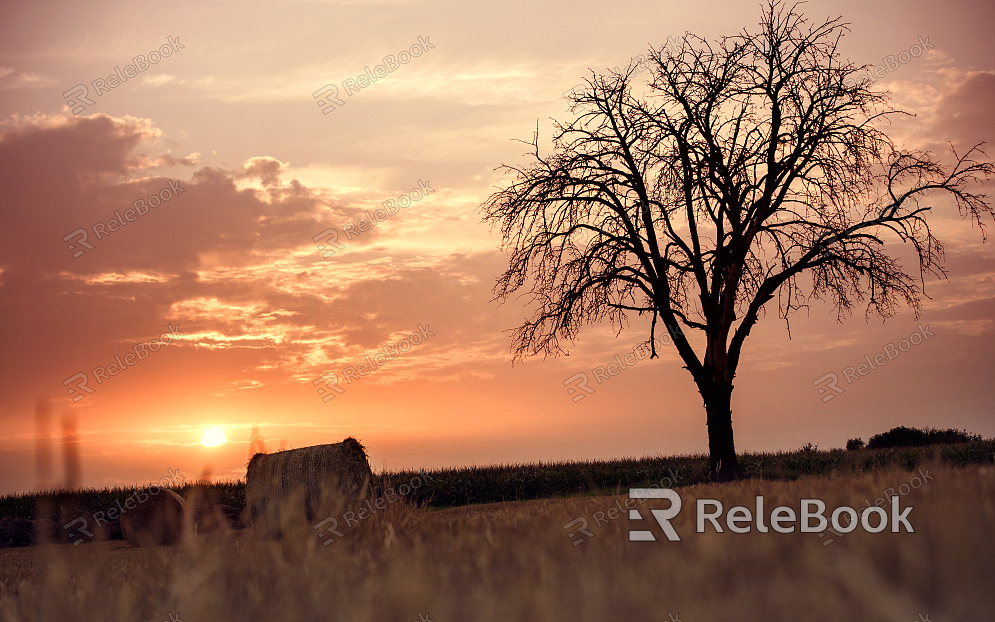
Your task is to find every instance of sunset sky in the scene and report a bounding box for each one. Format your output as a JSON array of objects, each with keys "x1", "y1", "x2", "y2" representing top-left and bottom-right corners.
[{"x1": 1, "y1": 0, "x2": 992, "y2": 496}]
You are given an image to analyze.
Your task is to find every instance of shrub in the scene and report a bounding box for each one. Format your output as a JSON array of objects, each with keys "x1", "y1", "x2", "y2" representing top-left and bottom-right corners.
[
  {"x1": 867, "y1": 426, "x2": 982, "y2": 450},
  {"x1": 846, "y1": 438, "x2": 865, "y2": 451}
]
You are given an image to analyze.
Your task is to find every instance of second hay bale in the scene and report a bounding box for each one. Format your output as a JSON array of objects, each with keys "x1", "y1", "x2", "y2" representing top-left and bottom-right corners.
[
  {"x1": 246, "y1": 437, "x2": 373, "y2": 527},
  {"x1": 120, "y1": 488, "x2": 185, "y2": 547}
]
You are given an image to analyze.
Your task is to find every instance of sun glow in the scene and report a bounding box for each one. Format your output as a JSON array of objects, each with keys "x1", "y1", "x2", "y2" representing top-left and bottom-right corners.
[{"x1": 202, "y1": 427, "x2": 227, "y2": 447}]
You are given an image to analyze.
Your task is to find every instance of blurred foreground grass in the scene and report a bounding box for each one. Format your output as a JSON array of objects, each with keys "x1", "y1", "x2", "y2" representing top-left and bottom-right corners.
[{"x1": 0, "y1": 458, "x2": 991, "y2": 621}]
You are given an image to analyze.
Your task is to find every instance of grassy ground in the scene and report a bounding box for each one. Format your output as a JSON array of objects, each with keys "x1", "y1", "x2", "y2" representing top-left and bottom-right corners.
[
  {"x1": 4, "y1": 441, "x2": 993, "y2": 520},
  {"x1": 0, "y1": 457, "x2": 992, "y2": 621}
]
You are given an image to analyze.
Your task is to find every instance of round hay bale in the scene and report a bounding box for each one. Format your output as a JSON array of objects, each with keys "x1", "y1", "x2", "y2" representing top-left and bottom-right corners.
[
  {"x1": 245, "y1": 437, "x2": 373, "y2": 527},
  {"x1": 31, "y1": 519, "x2": 63, "y2": 545},
  {"x1": 193, "y1": 503, "x2": 245, "y2": 532},
  {"x1": 120, "y1": 488, "x2": 185, "y2": 547}
]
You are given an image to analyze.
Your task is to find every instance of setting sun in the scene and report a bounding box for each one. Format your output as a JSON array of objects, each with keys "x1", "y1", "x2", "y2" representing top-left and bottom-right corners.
[{"x1": 201, "y1": 428, "x2": 227, "y2": 447}]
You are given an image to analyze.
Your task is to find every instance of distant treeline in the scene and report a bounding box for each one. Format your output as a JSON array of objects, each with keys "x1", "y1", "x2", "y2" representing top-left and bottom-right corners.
[
  {"x1": 388, "y1": 438, "x2": 993, "y2": 508},
  {"x1": 2, "y1": 437, "x2": 991, "y2": 525}
]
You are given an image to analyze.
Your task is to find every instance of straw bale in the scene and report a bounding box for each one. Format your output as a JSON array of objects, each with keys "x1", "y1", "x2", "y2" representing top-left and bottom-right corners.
[
  {"x1": 245, "y1": 437, "x2": 373, "y2": 524},
  {"x1": 120, "y1": 488, "x2": 185, "y2": 547}
]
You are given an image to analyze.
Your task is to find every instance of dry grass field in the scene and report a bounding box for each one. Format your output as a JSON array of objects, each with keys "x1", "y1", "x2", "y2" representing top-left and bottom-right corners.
[{"x1": 0, "y1": 459, "x2": 992, "y2": 622}]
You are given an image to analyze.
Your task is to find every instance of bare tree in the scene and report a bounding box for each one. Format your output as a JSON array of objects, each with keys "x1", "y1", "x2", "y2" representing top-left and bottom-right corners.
[{"x1": 481, "y1": 1, "x2": 993, "y2": 480}]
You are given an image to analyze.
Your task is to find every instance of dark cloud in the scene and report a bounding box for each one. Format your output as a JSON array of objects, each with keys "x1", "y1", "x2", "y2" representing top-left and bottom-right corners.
[{"x1": 0, "y1": 113, "x2": 521, "y2": 427}]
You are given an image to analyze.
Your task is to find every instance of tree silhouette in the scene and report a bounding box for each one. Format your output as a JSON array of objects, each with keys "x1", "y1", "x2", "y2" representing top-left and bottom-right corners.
[{"x1": 481, "y1": 1, "x2": 993, "y2": 480}]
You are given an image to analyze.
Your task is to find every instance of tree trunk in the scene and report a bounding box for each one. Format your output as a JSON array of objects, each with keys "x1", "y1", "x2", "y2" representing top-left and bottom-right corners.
[{"x1": 701, "y1": 382, "x2": 744, "y2": 481}]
